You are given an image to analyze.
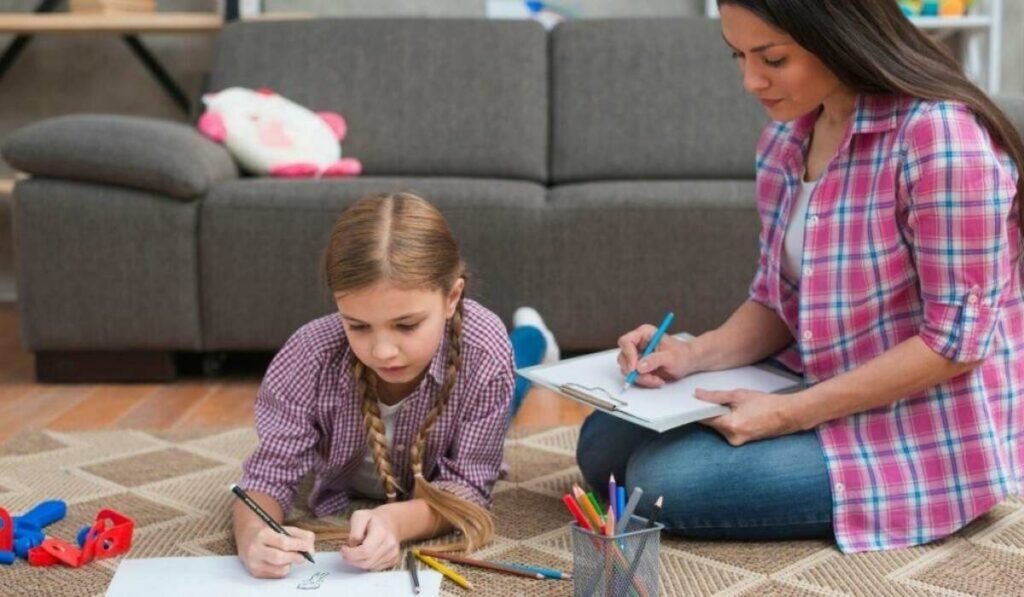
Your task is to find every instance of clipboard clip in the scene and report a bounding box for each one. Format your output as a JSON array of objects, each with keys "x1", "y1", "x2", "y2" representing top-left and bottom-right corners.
[{"x1": 560, "y1": 383, "x2": 628, "y2": 410}]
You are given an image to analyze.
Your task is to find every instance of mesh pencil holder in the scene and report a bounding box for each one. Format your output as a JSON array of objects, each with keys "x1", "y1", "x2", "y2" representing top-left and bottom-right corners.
[{"x1": 570, "y1": 515, "x2": 663, "y2": 597}]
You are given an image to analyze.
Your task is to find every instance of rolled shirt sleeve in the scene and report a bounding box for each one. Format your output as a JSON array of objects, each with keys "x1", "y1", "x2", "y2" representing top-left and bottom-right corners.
[
  {"x1": 902, "y1": 102, "x2": 1019, "y2": 362},
  {"x1": 239, "y1": 334, "x2": 323, "y2": 515},
  {"x1": 430, "y1": 367, "x2": 515, "y2": 508}
]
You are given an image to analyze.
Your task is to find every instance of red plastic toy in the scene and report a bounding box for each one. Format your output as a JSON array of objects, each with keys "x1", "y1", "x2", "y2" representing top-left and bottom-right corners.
[
  {"x1": 28, "y1": 508, "x2": 134, "y2": 568},
  {"x1": 0, "y1": 508, "x2": 12, "y2": 551}
]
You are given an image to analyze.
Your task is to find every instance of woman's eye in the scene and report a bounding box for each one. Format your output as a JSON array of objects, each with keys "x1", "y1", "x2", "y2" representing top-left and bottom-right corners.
[
  {"x1": 730, "y1": 51, "x2": 742, "y2": 60},
  {"x1": 764, "y1": 57, "x2": 787, "y2": 68}
]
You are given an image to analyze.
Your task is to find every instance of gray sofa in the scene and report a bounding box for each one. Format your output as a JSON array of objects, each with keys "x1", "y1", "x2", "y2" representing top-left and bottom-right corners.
[{"x1": 4, "y1": 18, "x2": 1022, "y2": 381}]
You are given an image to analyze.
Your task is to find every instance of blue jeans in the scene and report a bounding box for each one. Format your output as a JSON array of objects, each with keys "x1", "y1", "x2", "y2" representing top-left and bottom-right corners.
[
  {"x1": 576, "y1": 411, "x2": 834, "y2": 540},
  {"x1": 510, "y1": 325, "x2": 546, "y2": 417}
]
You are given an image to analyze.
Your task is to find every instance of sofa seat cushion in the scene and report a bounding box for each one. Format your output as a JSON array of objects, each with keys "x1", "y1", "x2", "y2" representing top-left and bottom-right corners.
[
  {"x1": 200, "y1": 177, "x2": 546, "y2": 349},
  {"x1": 539, "y1": 180, "x2": 761, "y2": 349}
]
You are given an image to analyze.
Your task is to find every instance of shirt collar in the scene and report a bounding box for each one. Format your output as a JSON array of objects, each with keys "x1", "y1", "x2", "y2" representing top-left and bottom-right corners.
[{"x1": 781, "y1": 93, "x2": 902, "y2": 171}]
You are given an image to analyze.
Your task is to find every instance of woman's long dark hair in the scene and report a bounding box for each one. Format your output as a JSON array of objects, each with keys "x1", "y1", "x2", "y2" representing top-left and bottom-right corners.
[{"x1": 718, "y1": 0, "x2": 1024, "y2": 235}]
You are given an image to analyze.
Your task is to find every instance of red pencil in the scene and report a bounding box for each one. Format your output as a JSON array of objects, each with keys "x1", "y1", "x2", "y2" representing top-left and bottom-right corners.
[{"x1": 562, "y1": 494, "x2": 593, "y2": 531}]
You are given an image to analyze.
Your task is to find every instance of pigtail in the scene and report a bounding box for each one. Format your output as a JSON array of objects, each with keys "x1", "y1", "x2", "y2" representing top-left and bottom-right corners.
[
  {"x1": 408, "y1": 296, "x2": 495, "y2": 552},
  {"x1": 356, "y1": 360, "x2": 401, "y2": 502}
]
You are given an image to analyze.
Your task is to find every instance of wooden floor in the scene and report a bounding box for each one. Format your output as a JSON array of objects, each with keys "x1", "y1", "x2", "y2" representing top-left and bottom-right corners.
[{"x1": 0, "y1": 305, "x2": 591, "y2": 444}]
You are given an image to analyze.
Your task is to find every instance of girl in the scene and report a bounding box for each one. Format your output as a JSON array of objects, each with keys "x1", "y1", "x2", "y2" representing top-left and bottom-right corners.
[
  {"x1": 234, "y1": 192, "x2": 557, "y2": 578},
  {"x1": 579, "y1": 0, "x2": 1024, "y2": 553}
]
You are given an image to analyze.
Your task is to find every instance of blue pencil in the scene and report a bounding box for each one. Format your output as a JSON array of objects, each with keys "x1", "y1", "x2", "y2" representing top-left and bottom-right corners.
[
  {"x1": 499, "y1": 562, "x2": 572, "y2": 580},
  {"x1": 616, "y1": 486, "x2": 626, "y2": 525},
  {"x1": 619, "y1": 311, "x2": 675, "y2": 395}
]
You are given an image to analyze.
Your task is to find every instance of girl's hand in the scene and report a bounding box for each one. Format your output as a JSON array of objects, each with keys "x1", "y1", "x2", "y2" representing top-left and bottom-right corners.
[
  {"x1": 340, "y1": 508, "x2": 401, "y2": 570},
  {"x1": 696, "y1": 388, "x2": 803, "y2": 446},
  {"x1": 617, "y1": 325, "x2": 700, "y2": 387},
  {"x1": 237, "y1": 525, "x2": 316, "y2": 579}
]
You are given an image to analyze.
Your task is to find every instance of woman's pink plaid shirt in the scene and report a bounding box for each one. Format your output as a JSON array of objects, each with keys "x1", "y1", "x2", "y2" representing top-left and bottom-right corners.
[
  {"x1": 751, "y1": 93, "x2": 1022, "y2": 552},
  {"x1": 240, "y1": 299, "x2": 515, "y2": 517}
]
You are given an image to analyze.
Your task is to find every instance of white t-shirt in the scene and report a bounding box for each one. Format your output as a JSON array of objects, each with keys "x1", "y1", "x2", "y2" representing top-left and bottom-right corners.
[
  {"x1": 349, "y1": 397, "x2": 407, "y2": 499},
  {"x1": 782, "y1": 177, "x2": 819, "y2": 280}
]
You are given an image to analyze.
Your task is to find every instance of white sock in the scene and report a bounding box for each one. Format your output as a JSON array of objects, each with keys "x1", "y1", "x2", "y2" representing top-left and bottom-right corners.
[{"x1": 513, "y1": 307, "x2": 560, "y2": 364}]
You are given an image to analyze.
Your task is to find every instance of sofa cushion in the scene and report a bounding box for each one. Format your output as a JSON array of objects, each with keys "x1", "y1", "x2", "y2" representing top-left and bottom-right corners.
[
  {"x1": 551, "y1": 19, "x2": 768, "y2": 183},
  {"x1": 209, "y1": 19, "x2": 548, "y2": 182},
  {"x1": 200, "y1": 177, "x2": 547, "y2": 349},
  {"x1": 540, "y1": 180, "x2": 760, "y2": 348},
  {"x1": 2, "y1": 115, "x2": 238, "y2": 200}
]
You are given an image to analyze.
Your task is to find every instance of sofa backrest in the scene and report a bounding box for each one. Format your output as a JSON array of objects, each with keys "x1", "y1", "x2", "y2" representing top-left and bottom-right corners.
[
  {"x1": 209, "y1": 19, "x2": 548, "y2": 182},
  {"x1": 550, "y1": 18, "x2": 768, "y2": 183}
]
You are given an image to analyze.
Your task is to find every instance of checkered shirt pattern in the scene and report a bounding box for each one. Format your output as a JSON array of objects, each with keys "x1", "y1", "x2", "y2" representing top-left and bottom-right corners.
[
  {"x1": 750, "y1": 93, "x2": 1023, "y2": 552},
  {"x1": 240, "y1": 299, "x2": 515, "y2": 517}
]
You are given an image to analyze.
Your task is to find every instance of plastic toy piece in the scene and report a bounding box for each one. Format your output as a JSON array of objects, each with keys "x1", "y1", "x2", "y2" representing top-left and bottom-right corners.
[
  {"x1": 3, "y1": 500, "x2": 68, "y2": 561},
  {"x1": 33, "y1": 508, "x2": 135, "y2": 568},
  {"x1": 0, "y1": 508, "x2": 11, "y2": 551},
  {"x1": 0, "y1": 550, "x2": 15, "y2": 565}
]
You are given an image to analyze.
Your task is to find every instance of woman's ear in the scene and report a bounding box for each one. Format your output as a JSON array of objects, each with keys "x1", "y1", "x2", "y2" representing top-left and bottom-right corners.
[{"x1": 445, "y1": 278, "x2": 465, "y2": 318}]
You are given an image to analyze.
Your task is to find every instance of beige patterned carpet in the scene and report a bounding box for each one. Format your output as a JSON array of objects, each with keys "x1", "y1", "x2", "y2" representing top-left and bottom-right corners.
[{"x1": 1, "y1": 425, "x2": 1023, "y2": 596}]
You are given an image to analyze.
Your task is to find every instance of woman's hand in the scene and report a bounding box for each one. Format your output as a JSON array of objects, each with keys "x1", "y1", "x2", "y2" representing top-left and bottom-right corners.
[
  {"x1": 340, "y1": 508, "x2": 402, "y2": 570},
  {"x1": 617, "y1": 324, "x2": 701, "y2": 387},
  {"x1": 237, "y1": 525, "x2": 316, "y2": 579},
  {"x1": 696, "y1": 388, "x2": 803, "y2": 446}
]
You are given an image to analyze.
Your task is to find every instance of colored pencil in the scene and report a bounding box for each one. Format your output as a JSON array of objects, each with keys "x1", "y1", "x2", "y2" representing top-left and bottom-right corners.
[
  {"x1": 416, "y1": 549, "x2": 544, "y2": 580},
  {"x1": 587, "y1": 491, "x2": 604, "y2": 522},
  {"x1": 499, "y1": 562, "x2": 572, "y2": 580},
  {"x1": 625, "y1": 496, "x2": 664, "y2": 582},
  {"x1": 616, "y1": 486, "x2": 626, "y2": 524},
  {"x1": 609, "y1": 474, "x2": 618, "y2": 526},
  {"x1": 615, "y1": 487, "x2": 644, "y2": 535},
  {"x1": 563, "y1": 494, "x2": 593, "y2": 532},
  {"x1": 413, "y1": 550, "x2": 474, "y2": 590},
  {"x1": 406, "y1": 550, "x2": 421, "y2": 594}
]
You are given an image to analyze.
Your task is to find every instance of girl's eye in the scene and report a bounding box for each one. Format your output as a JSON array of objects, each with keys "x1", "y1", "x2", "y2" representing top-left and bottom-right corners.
[
  {"x1": 764, "y1": 57, "x2": 786, "y2": 68},
  {"x1": 348, "y1": 324, "x2": 368, "y2": 332},
  {"x1": 397, "y1": 323, "x2": 420, "y2": 332}
]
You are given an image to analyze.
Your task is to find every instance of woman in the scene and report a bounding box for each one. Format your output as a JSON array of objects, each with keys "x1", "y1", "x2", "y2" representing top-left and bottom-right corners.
[{"x1": 577, "y1": 0, "x2": 1024, "y2": 552}]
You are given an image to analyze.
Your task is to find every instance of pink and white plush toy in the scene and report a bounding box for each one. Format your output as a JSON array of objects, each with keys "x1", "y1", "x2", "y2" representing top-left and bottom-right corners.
[{"x1": 197, "y1": 87, "x2": 362, "y2": 178}]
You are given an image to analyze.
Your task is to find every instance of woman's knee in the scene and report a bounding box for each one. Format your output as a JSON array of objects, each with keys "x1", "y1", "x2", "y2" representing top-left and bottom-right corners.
[{"x1": 576, "y1": 412, "x2": 653, "y2": 490}]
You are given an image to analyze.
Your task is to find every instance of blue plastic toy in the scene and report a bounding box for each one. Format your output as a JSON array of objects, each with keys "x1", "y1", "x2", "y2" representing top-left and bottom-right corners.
[{"x1": 9, "y1": 500, "x2": 67, "y2": 560}]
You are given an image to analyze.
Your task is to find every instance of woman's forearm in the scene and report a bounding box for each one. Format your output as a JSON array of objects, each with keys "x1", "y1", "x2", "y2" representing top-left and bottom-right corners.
[
  {"x1": 693, "y1": 300, "x2": 793, "y2": 371},
  {"x1": 787, "y1": 335, "x2": 981, "y2": 430},
  {"x1": 376, "y1": 499, "x2": 453, "y2": 543}
]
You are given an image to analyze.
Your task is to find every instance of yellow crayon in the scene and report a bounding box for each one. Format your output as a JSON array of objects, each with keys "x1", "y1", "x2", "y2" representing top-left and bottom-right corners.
[{"x1": 413, "y1": 549, "x2": 475, "y2": 591}]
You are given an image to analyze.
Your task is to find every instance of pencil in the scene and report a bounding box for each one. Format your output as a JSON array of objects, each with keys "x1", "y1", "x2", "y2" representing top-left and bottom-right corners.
[
  {"x1": 625, "y1": 496, "x2": 664, "y2": 582},
  {"x1": 229, "y1": 484, "x2": 315, "y2": 564},
  {"x1": 406, "y1": 550, "x2": 421, "y2": 594},
  {"x1": 500, "y1": 562, "x2": 572, "y2": 580},
  {"x1": 615, "y1": 486, "x2": 644, "y2": 535},
  {"x1": 620, "y1": 311, "x2": 675, "y2": 395},
  {"x1": 417, "y1": 549, "x2": 544, "y2": 580},
  {"x1": 609, "y1": 474, "x2": 618, "y2": 526},
  {"x1": 413, "y1": 549, "x2": 475, "y2": 590},
  {"x1": 562, "y1": 494, "x2": 593, "y2": 532}
]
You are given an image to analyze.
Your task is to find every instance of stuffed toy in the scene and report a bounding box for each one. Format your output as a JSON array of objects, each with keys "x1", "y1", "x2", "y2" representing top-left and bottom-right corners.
[{"x1": 197, "y1": 87, "x2": 362, "y2": 178}]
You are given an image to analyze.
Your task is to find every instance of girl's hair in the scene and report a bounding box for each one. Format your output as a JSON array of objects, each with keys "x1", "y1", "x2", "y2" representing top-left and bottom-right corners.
[
  {"x1": 307, "y1": 192, "x2": 494, "y2": 552},
  {"x1": 718, "y1": 0, "x2": 1024, "y2": 234}
]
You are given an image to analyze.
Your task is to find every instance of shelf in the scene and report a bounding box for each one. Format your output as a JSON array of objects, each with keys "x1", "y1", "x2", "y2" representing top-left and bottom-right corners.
[
  {"x1": 910, "y1": 15, "x2": 993, "y2": 29},
  {"x1": 0, "y1": 13, "x2": 223, "y2": 34}
]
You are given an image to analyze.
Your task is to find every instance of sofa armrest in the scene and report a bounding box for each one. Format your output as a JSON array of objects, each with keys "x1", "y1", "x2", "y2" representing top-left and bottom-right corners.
[{"x1": 1, "y1": 114, "x2": 238, "y2": 200}]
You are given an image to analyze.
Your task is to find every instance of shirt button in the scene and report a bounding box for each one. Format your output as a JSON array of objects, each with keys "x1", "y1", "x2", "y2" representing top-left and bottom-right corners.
[
  {"x1": 803, "y1": 266, "x2": 813, "y2": 277},
  {"x1": 395, "y1": 444, "x2": 405, "y2": 452},
  {"x1": 834, "y1": 482, "x2": 844, "y2": 493},
  {"x1": 809, "y1": 215, "x2": 820, "y2": 225},
  {"x1": 802, "y1": 330, "x2": 813, "y2": 341},
  {"x1": 968, "y1": 294, "x2": 978, "y2": 305}
]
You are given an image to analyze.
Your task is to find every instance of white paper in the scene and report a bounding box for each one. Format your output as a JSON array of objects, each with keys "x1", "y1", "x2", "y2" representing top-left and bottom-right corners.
[
  {"x1": 518, "y1": 334, "x2": 801, "y2": 432},
  {"x1": 106, "y1": 552, "x2": 442, "y2": 597}
]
